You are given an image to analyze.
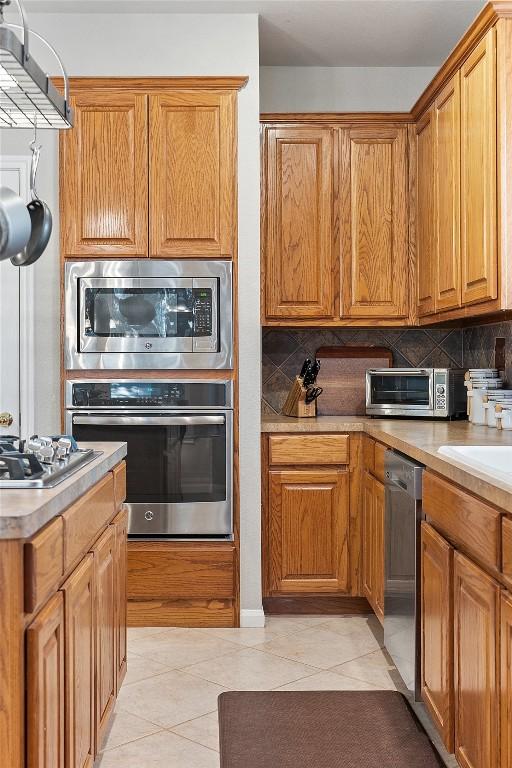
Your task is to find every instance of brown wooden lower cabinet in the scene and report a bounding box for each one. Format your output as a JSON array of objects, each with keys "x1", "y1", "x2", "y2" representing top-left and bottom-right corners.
[
  {"x1": 114, "y1": 507, "x2": 128, "y2": 692},
  {"x1": 26, "y1": 592, "x2": 66, "y2": 768},
  {"x1": 93, "y1": 526, "x2": 116, "y2": 751},
  {"x1": 501, "y1": 591, "x2": 512, "y2": 768},
  {"x1": 420, "y1": 522, "x2": 454, "y2": 752},
  {"x1": 268, "y1": 468, "x2": 349, "y2": 594},
  {"x1": 362, "y1": 470, "x2": 384, "y2": 624},
  {"x1": 62, "y1": 553, "x2": 96, "y2": 768},
  {"x1": 454, "y1": 551, "x2": 500, "y2": 768}
]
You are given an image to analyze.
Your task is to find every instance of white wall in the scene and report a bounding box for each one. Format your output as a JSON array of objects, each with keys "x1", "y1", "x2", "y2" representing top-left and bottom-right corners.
[
  {"x1": 0, "y1": 12, "x2": 262, "y2": 620},
  {"x1": 260, "y1": 66, "x2": 438, "y2": 112}
]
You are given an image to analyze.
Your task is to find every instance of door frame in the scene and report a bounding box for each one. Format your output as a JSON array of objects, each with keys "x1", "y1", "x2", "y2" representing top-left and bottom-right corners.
[{"x1": 0, "y1": 155, "x2": 35, "y2": 437}]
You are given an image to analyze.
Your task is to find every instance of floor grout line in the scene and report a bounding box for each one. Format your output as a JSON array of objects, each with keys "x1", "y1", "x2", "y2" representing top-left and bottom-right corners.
[{"x1": 100, "y1": 726, "x2": 166, "y2": 754}]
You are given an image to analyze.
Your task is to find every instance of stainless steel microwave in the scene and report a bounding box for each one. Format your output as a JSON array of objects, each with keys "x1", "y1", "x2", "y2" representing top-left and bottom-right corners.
[
  {"x1": 365, "y1": 368, "x2": 467, "y2": 418},
  {"x1": 64, "y1": 260, "x2": 232, "y2": 370}
]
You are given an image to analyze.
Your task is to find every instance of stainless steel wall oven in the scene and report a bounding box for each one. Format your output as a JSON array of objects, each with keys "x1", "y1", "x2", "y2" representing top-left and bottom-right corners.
[
  {"x1": 66, "y1": 379, "x2": 233, "y2": 539},
  {"x1": 65, "y1": 260, "x2": 233, "y2": 370}
]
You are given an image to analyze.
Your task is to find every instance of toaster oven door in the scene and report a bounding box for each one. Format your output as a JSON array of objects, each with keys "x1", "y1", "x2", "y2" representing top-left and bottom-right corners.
[{"x1": 366, "y1": 370, "x2": 434, "y2": 416}]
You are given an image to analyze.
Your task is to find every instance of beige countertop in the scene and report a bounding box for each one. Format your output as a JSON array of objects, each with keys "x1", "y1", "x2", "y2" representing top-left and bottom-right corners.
[
  {"x1": 0, "y1": 442, "x2": 127, "y2": 540},
  {"x1": 262, "y1": 416, "x2": 512, "y2": 511}
]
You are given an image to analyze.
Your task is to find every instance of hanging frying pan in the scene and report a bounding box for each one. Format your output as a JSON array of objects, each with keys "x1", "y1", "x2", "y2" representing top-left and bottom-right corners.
[
  {"x1": 10, "y1": 138, "x2": 52, "y2": 267},
  {"x1": 0, "y1": 186, "x2": 31, "y2": 261}
]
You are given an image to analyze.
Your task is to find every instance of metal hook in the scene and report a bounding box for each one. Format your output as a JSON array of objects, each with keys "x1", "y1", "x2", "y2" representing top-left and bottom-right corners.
[{"x1": 29, "y1": 117, "x2": 41, "y2": 200}]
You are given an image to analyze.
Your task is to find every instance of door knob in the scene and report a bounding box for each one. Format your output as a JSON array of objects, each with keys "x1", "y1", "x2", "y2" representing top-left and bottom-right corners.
[{"x1": 0, "y1": 412, "x2": 13, "y2": 427}]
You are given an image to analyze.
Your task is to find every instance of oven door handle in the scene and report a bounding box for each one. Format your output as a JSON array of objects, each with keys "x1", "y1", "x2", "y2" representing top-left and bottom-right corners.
[{"x1": 72, "y1": 415, "x2": 225, "y2": 426}]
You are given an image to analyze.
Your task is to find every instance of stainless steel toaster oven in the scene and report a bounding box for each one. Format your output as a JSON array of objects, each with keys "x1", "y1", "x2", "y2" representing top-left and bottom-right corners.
[{"x1": 365, "y1": 368, "x2": 467, "y2": 418}]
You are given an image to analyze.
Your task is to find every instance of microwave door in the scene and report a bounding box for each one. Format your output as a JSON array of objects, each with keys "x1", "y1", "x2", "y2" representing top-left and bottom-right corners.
[
  {"x1": 367, "y1": 370, "x2": 433, "y2": 413},
  {"x1": 79, "y1": 277, "x2": 194, "y2": 354}
]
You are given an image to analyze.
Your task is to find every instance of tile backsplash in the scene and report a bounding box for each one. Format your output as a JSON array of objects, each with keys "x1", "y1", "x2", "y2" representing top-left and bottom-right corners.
[
  {"x1": 262, "y1": 327, "x2": 463, "y2": 415},
  {"x1": 463, "y1": 320, "x2": 512, "y2": 384},
  {"x1": 261, "y1": 322, "x2": 512, "y2": 415}
]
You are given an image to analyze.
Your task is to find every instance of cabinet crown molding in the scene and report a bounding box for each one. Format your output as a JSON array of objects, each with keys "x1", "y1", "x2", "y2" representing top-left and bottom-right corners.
[{"x1": 53, "y1": 76, "x2": 248, "y2": 91}]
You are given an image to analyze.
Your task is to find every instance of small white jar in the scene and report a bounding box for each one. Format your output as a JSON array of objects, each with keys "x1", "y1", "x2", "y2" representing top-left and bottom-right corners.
[
  {"x1": 497, "y1": 407, "x2": 512, "y2": 430},
  {"x1": 470, "y1": 389, "x2": 487, "y2": 425}
]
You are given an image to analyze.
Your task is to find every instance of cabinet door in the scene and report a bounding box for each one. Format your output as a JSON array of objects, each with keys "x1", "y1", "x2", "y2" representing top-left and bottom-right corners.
[
  {"x1": 502, "y1": 591, "x2": 512, "y2": 768},
  {"x1": 362, "y1": 471, "x2": 375, "y2": 603},
  {"x1": 373, "y1": 477, "x2": 385, "y2": 623},
  {"x1": 26, "y1": 593, "x2": 65, "y2": 768},
  {"x1": 61, "y1": 91, "x2": 148, "y2": 258},
  {"x1": 460, "y1": 29, "x2": 497, "y2": 305},
  {"x1": 435, "y1": 74, "x2": 462, "y2": 311},
  {"x1": 150, "y1": 90, "x2": 236, "y2": 257},
  {"x1": 92, "y1": 527, "x2": 116, "y2": 751},
  {"x1": 340, "y1": 127, "x2": 408, "y2": 319},
  {"x1": 415, "y1": 109, "x2": 436, "y2": 317},
  {"x1": 113, "y1": 507, "x2": 128, "y2": 692},
  {"x1": 454, "y1": 552, "x2": 499, "y2": 768},
  {"x1": 420, "y1": 523, "x2": 454, "y2": 752},
  {"x1": 269, "y1": 469, "x2": 349, "y2": 594},
  {"x1": 264, "y1": 127, "x2": 335, "y2": 319},
  {"x1": 63, "y1": 554, "x2": 95, "y2": 768}
]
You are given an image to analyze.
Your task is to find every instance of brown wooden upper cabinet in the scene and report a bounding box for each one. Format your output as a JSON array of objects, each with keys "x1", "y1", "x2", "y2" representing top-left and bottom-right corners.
[
  {"x1": 61, "y1": 79, "x2": 244, "y2": 259},
  {"x1": 61, "y1": 90, "x2": 149, "y2": 258},
  {"x1": 340, "y1": 126, "x2": 409, "y2": 319},
  {"x1": 262, "y1": 122, "x2": 409, "y2": 324},
  {"x1": 149, "y1": 90, "x2": 236, "y2": 257},
  {"x1": 263, "y1": 126, "x2": 335, "y2": 320},
  {"x1": 415, "y1": 109, "x2": 436, "y2": 317},
  {"x1": 460, "y1": 28, "x2": 497, "y2": 306},
  {"x1": 434, "y1": 74, "x2": 462, "y2": 312}
]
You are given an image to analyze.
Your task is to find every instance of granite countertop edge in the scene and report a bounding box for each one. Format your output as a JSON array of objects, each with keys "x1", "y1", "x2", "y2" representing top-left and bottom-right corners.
[
  {"x1": 261, "y1": 415, "x2": 512, "y2": 511},
  {"x1": 0, "y1": 442, "x2": 127, "y2": 540}
]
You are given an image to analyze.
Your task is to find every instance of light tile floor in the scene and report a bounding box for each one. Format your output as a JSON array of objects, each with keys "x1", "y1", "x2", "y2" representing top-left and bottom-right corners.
[{"x1": 94, "y1": 615, "x2": 408, "y2": 768}]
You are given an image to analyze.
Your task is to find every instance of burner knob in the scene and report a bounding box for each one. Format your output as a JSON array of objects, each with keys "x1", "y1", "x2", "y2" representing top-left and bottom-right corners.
[
  {"x1": 38, "y1": 445, "x2": 55, "y2": 464},
  {"x1": 26, "y1": 438, "x2": 42, "y2": 454},
  {"x1": 56, "y1": 438, "x2": 72, "y2": 458}
]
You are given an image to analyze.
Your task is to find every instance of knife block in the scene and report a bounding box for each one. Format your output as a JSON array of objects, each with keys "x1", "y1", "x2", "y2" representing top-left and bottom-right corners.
[{"x1": 282, "y1": 376, "x2": 317, "y2": 418}]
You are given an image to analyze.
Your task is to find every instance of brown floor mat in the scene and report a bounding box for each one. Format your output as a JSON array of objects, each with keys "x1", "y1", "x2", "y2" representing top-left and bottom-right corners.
[{"x1": 218, "y1": 690, "x2": 444, "y2": 768}]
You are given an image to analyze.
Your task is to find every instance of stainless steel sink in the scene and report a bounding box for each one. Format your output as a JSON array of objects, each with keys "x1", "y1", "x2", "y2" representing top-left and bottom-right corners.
[{"x1": 437, "y1": 445, "x2": 512, "y2": 486}]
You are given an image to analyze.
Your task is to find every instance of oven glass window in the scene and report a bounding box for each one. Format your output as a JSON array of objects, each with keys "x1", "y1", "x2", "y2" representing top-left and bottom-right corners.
[
  {"x1": 83, "y1": 287, "x2": 195, "y2": 339},
  {"x1": 370, "y1": 375, "x2": 430, "y2": 406},
  {"x1": 73, "y1": 419, "x2": 227, "y2": 504}
]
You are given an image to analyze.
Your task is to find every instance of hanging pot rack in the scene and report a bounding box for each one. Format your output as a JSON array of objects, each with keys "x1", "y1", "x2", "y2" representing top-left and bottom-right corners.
[{"x1": 0, "y1": 0, "x2": 73, "y2": 129}]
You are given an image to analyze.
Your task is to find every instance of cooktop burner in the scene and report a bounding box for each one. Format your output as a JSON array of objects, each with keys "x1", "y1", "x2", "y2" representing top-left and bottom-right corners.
[{"x1": 0, "y1": 435, "x2": 100, "y2": 489}]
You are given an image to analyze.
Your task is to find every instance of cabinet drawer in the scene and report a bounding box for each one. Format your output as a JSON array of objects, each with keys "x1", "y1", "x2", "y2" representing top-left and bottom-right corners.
[
  {"x1": 62, "y1": 473, "x2": 115, "y2": 570},
  {"x1": 423, "y1": 471, "x2": 501, "y2": 570},
  {"x1": 127, "y1": 543, "x2": 235, "y2": 600},
  {"x1": 503, "y1": 517, "x2": 512, "y2": 580},
  {"x1": 269, "y1": 434, "x2": 349, "y2": 465},
  {"x1": 24, "y1": 517, "x2": 64, "y2": 614},
  {"x1": 374, "y1": 442, "x2": 387, "y2": 482},
  {"x1": 113, "y1": 462, "x2": 127, "y2": 511}
]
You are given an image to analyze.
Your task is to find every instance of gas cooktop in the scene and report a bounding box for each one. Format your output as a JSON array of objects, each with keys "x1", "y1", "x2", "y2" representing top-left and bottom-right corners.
[{"x1": 0, "y1": 435, "x2": 101, "y2": 489}]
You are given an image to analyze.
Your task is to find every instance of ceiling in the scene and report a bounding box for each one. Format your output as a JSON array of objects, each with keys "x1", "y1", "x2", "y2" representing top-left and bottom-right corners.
[{"x1": 23, "y1": 0, "x2": 485, "y2": 67}]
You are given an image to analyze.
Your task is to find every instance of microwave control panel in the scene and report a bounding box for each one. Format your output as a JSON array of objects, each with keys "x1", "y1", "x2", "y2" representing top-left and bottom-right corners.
[
  {"x1": 192, "y1": 281, "x2": 218, "y2": 352},
  {"x1": 193, "y1": 288, "x2": 213, "y2": 337}
]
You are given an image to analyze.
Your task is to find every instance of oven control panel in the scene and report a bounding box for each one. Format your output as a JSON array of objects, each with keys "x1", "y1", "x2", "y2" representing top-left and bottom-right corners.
[{"x1": 69, "y1": 380, "x2": 233, "y2": 409}]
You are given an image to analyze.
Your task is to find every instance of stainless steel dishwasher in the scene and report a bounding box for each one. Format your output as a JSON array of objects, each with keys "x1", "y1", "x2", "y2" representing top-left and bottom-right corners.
[{"x1": 384, "y1": 449, "x2": 424, "y2": 700}]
